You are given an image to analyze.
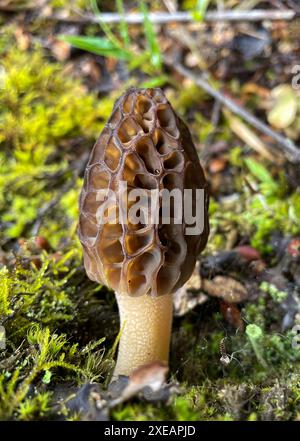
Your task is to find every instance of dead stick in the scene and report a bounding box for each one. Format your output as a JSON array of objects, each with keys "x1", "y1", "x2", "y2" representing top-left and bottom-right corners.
[
  {"x1": 42, "y1": 9, "x2": 296, "y2": 25},
  {"x1": 165, "y1": 59, "x2": 300, "y2": 163}
]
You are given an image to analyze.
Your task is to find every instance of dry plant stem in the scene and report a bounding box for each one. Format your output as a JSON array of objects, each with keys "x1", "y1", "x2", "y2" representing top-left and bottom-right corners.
[
  {"x1": 113, "y1": 292, "x2": 173, "y2": 378},
  {"x1": 47, "y1": 10, "x2": 296, "y2": 24},
  {"x1": 166, "y1": 60, "x2": 300, "y2": 164}
]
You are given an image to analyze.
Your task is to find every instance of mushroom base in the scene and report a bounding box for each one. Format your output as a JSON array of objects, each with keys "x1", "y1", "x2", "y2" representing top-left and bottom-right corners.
[{"x1": 113, "y1": 292, "x2": 173, "y2": 378}]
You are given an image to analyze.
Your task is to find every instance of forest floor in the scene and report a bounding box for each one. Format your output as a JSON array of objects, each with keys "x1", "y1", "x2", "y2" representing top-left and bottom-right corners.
[{"x1": 0, "y1": 0, "x2": 300, "y2": 421}]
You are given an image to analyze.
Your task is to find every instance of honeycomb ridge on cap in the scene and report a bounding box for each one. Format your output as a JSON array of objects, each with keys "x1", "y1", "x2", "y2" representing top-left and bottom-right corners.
[{"x1": 78, "y1": 88, "x2": 209, "y2": 297}]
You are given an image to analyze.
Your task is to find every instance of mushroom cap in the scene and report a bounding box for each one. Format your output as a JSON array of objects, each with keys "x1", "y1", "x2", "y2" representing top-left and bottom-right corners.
[{"x1": 78, "y1": 88, "x2": 209, "y2": 296}]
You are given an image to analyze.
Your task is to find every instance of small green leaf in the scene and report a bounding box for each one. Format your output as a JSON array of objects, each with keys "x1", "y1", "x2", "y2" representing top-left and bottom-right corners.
[
  {"x1": 244, "y1": 158, "x2": 277, "y2": 190},
  {"x1": 192, "y1": 0, "x2": 211, "y2": 22},
  {"x1": 42, "y1": 370, "x2": 52, "y2": 385},
  {"x1": 140, "y1": 75, "x2": 168, "y2": 88},
  {"x1": 58, "y1": 35, "x2": 131, "y2": 60}
]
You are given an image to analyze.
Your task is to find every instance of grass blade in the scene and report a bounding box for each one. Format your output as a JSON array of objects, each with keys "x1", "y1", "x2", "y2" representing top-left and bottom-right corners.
[
  {"x1": 139, "y1": 0, "x2": 161, "y2": 70},
  {"x1": 140, "y1": 75, "x2": 168, "y2": 88},
  {"x1": 193, "y1": 0, "x2": 211, "y2": 22},
  {"x1": 90, "y1": 0, "x2": 124, "y2": 50},
  {"x1": 58, "y1": 35, "x2": 131, "y2": 60},
  {"x1": 116, "y1": 0, "x2": 130, "y2": 48}
]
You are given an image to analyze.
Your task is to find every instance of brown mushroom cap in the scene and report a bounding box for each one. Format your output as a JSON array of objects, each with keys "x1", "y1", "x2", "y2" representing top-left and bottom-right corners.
[{"x1": 79, "y1": 88, "x2": 209, "y2": 297}]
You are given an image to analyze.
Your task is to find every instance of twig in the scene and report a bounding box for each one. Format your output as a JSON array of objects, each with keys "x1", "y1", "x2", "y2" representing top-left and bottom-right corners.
[
  {"x1": 164, "y1": 59, "x2": 300, "y2": 163},
  {"x1": 42, "y1": 9, "x2": 296, "y2": 25}
]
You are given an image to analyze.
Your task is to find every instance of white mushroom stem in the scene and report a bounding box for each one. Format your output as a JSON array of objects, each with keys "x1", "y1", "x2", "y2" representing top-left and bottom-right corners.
[{"x1": 113, "y1": 292, "x2": 173, "y2": 378}]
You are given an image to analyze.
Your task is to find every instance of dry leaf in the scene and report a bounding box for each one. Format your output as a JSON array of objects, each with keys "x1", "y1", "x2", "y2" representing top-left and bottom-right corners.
[
  {"x1": 202, "y1": 276, "x2": 248, "y2": 303},
  {"x1": 235, "y1": 245, "x2": 261, "y2": 262},
  {"x1": 81, "y1": 59, "x2": 102, "y2": 83},
  {"x1": 14, "y1": 27, "x2": 30, "y2": 51},
  {"x1": 220, "y1": 301, "x2": 244, "y2": 331},
  {"x1": 109, "y1": 361, "x2": 168, "y2": 406},
  {"x1": 51, "y1": 39, "x2": 71, "y2": 62},
  {"x1": 209, "y1": 157, "x2": 228, "y2": 174},
  {"x1": 173, "y1": 261, "x2": 208, "y2": 316}
]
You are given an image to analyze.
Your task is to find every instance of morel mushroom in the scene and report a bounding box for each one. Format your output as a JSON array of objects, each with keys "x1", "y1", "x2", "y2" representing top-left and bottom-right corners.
[{"x1": 78, "y1": 88, "x2": 209, "y2": 377}]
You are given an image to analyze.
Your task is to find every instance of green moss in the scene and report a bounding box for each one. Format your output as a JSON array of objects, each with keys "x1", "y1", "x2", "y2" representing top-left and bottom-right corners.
[
  {"x1": 0, "y1": 36, "x2": 113, "y2": 244},
  {"x1": 1, "y1": 250, "x2": 78, "y2": 327},
  {"x1": 0, "y1": 31, "x2": 119, "y2": 420},
  {"x1": 208, "y1": 155, "x2": 300, "y2": 254},
  {"x1": 0, "y1": 322, "x2": 80, "y2": 419},
  {"x1": 112, "y1": 384, "x2": 228, "y2": 421},
  {"x1": 0, "y1": 249, "x2": 116, "y2": 420},
  {"x1": 244, "y1": 190, "x2": 300, "y2": 253},
  {"x1": 18, "y1": 391, "x2": 52, "y2": 421},
  {"x1": 260, "y1": 281, "x2": 288, "y2": 303}
]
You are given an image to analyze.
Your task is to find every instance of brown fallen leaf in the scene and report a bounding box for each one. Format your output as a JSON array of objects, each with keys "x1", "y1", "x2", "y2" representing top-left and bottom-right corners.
[
  {"x1": 14, "y1": 27, "x2": 30, "y2": 51},
  {"x1": 173, "y1": 261, "x2": 208, "y2": 316},
  {"x1": 173, "y1": 288, "x2": 208, "y2": 317},
  {"x1": 242, "y1": 83, "x2": 270, "y2": 99},
  {"x1": 128, "y1": 361, "x2": 168, "y2": 392},
  {"x1": 235, "y1": 245, "x2": 261, "y2": 262},
  {"x1": 202, "y1": 275, "x2": 248, "y2": 303},
  {"x1": 220, "y1": 301, "x2": 244, "y2": 331},
  {"x1": 106, "y1": 57, "x2": 118, "y2": 74},
  {"x1": 51, "y1": 39, "x2": 71, "y2": 62},
  {"x1": 209, "y1": 157, "x2": 228, "y2": 174},
  {"x1": 81, "y1": 59, "x2": 102, "y2": 83},
  {"x1": 109, "y1": 361, "x2": 168, "y2": 407},
  {"x1": 287, "y1": 238, "x2": 300, "y2": 258}
]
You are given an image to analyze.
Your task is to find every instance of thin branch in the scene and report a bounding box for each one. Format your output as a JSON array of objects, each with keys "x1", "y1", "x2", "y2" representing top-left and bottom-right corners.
[
  {"x1": 164, "y1": 58, "x2": 300, "y2": 163},
  {"x1": 42, "y1": 9, "x2": 296, "y2": 25}
]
